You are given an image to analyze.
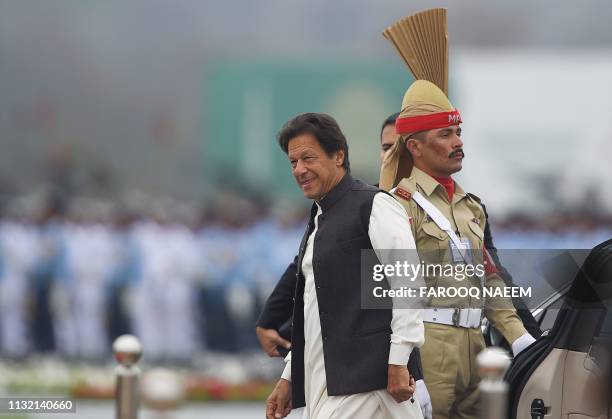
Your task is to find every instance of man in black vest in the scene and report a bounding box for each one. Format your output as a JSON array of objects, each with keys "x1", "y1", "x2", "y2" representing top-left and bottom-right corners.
[
  {"x1": 258, "y1": 112, "x2": 541, "y2": 419},
  {"x1": 265, "y1": 113, "x2": 425, "y2": 419}
]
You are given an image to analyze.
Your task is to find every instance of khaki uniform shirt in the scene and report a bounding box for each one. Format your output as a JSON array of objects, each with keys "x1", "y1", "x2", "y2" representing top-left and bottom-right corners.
[{"x1": 393, "y1": 167, "x2": 526, "y2": 344}]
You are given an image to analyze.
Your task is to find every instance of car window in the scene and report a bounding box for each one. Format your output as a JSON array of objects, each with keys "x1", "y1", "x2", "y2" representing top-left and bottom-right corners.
[
  {"x1": 538, "y1": 299, "x2": 565, "y2": 332},
  {"x1": 499, "y1": 249, "x2": 586, "y2": 310},
  {"x1": 598, "y1": 310, "x2": 612, "y2": 337}
]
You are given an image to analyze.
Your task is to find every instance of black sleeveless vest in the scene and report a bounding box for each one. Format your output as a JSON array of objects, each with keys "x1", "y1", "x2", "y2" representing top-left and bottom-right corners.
[{"x1": 291, "y1": 174, "x2": 393, "y2": 408}]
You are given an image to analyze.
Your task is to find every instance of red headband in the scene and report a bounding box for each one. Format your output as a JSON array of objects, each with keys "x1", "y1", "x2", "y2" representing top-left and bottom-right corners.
[{"x1": 395, "y1": 109, "x2": 462, "y2": 135}]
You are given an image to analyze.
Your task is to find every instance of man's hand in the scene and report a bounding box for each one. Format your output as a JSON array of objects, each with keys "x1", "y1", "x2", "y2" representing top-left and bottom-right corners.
[
  {"x1": 266, "y1": 379, "x2": 292, "y2": 419},
  {"x1": 387, "y1": 365, "x2": 416, "y2": 403},
  {"x1": 256, "y1": 326, "x2": 292, "y2": 357}
]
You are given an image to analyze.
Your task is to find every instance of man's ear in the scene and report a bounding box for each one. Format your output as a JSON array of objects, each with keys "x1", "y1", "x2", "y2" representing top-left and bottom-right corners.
[
  {"x1": 406, "y1": 138, "x2": 422, "y2": 158},
  {"x1": 335, "y1": 150, "x2": 345, "y2": 167}
]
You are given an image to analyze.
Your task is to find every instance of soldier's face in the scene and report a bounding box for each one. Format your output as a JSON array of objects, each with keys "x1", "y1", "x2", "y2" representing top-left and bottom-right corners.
[
  {"x1": 287, "y1": 133, "x2": 346, "y2": 201},
  {"x1": 408, "y1": 125, "x2": 464, "y2": 177},
  {"x1": 380, "y1": 123, "x2": 398, "y2": 163}
]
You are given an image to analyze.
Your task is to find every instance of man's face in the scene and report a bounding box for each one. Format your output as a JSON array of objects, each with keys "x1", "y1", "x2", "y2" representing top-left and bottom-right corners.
[
  {"x1": 287, "y1": 133, "x2": 345, "y2": 201},
  {"x1": 407, "y1": 125, "x2": 464, "y2": 177},
  {"x1": 380, "y1": 123, "x2": 398, "y2": 163}
]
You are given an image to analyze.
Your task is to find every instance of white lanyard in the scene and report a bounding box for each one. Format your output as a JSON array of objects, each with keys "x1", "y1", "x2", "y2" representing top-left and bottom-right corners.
[{"x1": 410, "y1": 190, "x2": 471, "y2": 264}]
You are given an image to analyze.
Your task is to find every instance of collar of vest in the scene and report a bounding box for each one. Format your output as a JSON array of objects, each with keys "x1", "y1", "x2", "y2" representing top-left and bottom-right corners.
[{"x1": 317, "y1": 173, "x2": 353, "y2": 212}]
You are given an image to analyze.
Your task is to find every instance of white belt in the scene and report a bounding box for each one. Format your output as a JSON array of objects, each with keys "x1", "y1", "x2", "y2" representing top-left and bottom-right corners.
[{"x1": 423, "y1": 308, "x2": 482, "y2": 329}]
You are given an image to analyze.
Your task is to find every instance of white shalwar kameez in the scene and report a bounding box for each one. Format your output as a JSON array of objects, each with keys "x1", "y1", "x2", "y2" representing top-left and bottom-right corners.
[{"x1": 282, "y1": 193, "x2": 424, "y2": 419}]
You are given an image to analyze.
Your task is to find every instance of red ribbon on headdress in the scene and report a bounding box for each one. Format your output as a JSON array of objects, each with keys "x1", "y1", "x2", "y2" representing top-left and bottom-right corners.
[{"x1": 396, "y1": 109, "x2": 462, "y2": 135}]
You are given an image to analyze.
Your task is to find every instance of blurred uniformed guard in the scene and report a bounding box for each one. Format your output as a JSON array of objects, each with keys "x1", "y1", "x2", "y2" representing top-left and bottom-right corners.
[{"x1": 379, "y1": 9, "x2": 537, "y2": 419}]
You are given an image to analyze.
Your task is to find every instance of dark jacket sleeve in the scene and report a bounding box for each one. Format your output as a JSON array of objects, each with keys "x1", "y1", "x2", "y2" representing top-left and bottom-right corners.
[
  {"x1": 407, "y1": 348, "x2": 423, "y2": 381},
  {"x1": 482, "y1": 204, "x2": 542, "y2": 338},
  {"x1": 256, "y1": 255, "x2": 298, "y2": 330}
]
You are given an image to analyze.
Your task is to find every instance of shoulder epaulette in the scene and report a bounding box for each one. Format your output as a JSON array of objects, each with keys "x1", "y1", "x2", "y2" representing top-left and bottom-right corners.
[
  {"x1": 393, "y1": 187, "x2": 412, "y2": 201},
  {"x1": 467, "y1": 192, "x2": 481, "y2": 204}
]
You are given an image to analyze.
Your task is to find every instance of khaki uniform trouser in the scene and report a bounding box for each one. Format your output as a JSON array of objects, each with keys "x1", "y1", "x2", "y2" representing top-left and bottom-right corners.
[{"x1": 421, "y1": 322, "x2": 486, "y2": 419}]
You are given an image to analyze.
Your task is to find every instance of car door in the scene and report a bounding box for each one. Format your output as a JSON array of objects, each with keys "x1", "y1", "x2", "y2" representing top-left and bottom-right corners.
[
  {"x1": 484, "y1": 248, "x2": 585, "y2": 350},
  {"x1": 506, "y1": 239, "x2": 612, "y2": 419}
]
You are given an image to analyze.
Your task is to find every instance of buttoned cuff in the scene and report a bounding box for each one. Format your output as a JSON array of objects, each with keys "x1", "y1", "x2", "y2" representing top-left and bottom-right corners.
[
  {"x1": 512, "y1": 333, "x2": 536, "y2": 356},
  {"x1": 388, "y1": 341, "x2": 414, "y2": 365},
  {"x1": 281, "y1": 352, "x2": 292, "y2": 382}
]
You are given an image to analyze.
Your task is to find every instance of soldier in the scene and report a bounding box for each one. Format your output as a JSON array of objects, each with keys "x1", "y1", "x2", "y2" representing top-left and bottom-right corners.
[
  {"x1": 129, "y1": 199, "x2": 202, "y2": 362},
  {"x1": 0, "y1": 199, "x2": 40, "y2": 358},
  {"x1": 382, "y1": 113, "x2": 541, "y2": 345},
  {"x1": 378, "y1": 78, "x2": 537, "y2": 419},
  {"x1": 61, "y1": 199, "x2": 120, "y2": 360},
  {"x1": 378, "y1": 9, "x2": 540, "y2": 417}
]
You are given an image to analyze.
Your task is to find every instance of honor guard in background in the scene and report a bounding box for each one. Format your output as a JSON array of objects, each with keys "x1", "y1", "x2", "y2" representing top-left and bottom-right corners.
[
  {"x1": 0, "y1": 199, "x2": 40, "y2": 358},
  {"x1": 379, "y1": 9, "x2": 537, "y2": 419},
  {"x1": 57, "y1": 199, "x2": 118, "y2": 360},
  {"x1": 33, "y1": 195, "x2": 66, "y2": 353},
  {"x1": 129, "y1": 199, "x2": 202, "y2": 363}
]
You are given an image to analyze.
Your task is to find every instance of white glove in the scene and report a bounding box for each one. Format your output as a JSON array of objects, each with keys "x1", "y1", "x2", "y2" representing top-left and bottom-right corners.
[
  {"x1": 512, "y1": 333, "x2": 536, "y2": 356},
  {"x1": 414, "y1": 379, "x2": 432, "y2": 419}
]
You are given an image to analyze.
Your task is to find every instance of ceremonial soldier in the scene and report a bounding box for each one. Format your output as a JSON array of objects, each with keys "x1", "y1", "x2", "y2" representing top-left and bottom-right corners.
[
  {"x1": 378, "y1": 9, "x2": 537, "y2": 418},
  {"x1": 0, "y1": 200, "x2": 40, "y2": 358}
]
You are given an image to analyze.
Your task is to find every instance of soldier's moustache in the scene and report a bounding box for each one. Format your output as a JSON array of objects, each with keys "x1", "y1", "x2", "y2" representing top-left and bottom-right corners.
[{"x1": 449, "y1": 149, "x2": 464, "y2": 158}]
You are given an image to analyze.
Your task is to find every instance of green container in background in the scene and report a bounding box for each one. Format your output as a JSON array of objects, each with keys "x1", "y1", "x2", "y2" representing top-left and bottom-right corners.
[{"x1": 204, "y1": 58, "x2": 413, "y2": 198}]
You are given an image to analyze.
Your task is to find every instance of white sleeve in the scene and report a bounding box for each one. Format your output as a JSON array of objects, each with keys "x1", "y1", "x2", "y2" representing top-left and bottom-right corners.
[
  {"x1": 280, "y1": 351, "x2": 292, "y2": 381},
  {"x1": 369, "y1": 192, "x2": 425, "y2": 365}
]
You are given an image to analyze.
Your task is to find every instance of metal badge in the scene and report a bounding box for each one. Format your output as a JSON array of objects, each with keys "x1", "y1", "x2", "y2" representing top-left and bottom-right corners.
[{"x1": 449, "y1": 237, "x2": 472, "y2": 264}]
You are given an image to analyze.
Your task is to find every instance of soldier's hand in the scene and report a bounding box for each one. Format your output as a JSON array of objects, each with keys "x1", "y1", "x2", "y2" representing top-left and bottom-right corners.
[
  {"x1": 387, "y1": 365, "x2": 416, "y2": 403},
  {"x1": 414, "y1": 379, "x2": 433, "y2": 419},
  {"x1": 256, "y1": 326, "x2": 291, "y2": 357},
  {"x1": 266, "y1": 379, "x2": 292, "y2": 419}
]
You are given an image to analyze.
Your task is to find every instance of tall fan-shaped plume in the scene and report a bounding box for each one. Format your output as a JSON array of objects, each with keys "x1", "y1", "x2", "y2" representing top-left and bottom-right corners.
[{"x1": 383, "y1": 8, "x2": 448, "y2": 95}]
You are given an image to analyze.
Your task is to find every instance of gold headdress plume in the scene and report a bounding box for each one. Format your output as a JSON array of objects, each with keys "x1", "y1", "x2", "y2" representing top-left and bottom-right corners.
[
  {"x1": 379, "y1": 8, "x2": 461, "y2": 191},
  {"x1": 382, "y1": 8, "x2": 448, "y2": 95}
]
